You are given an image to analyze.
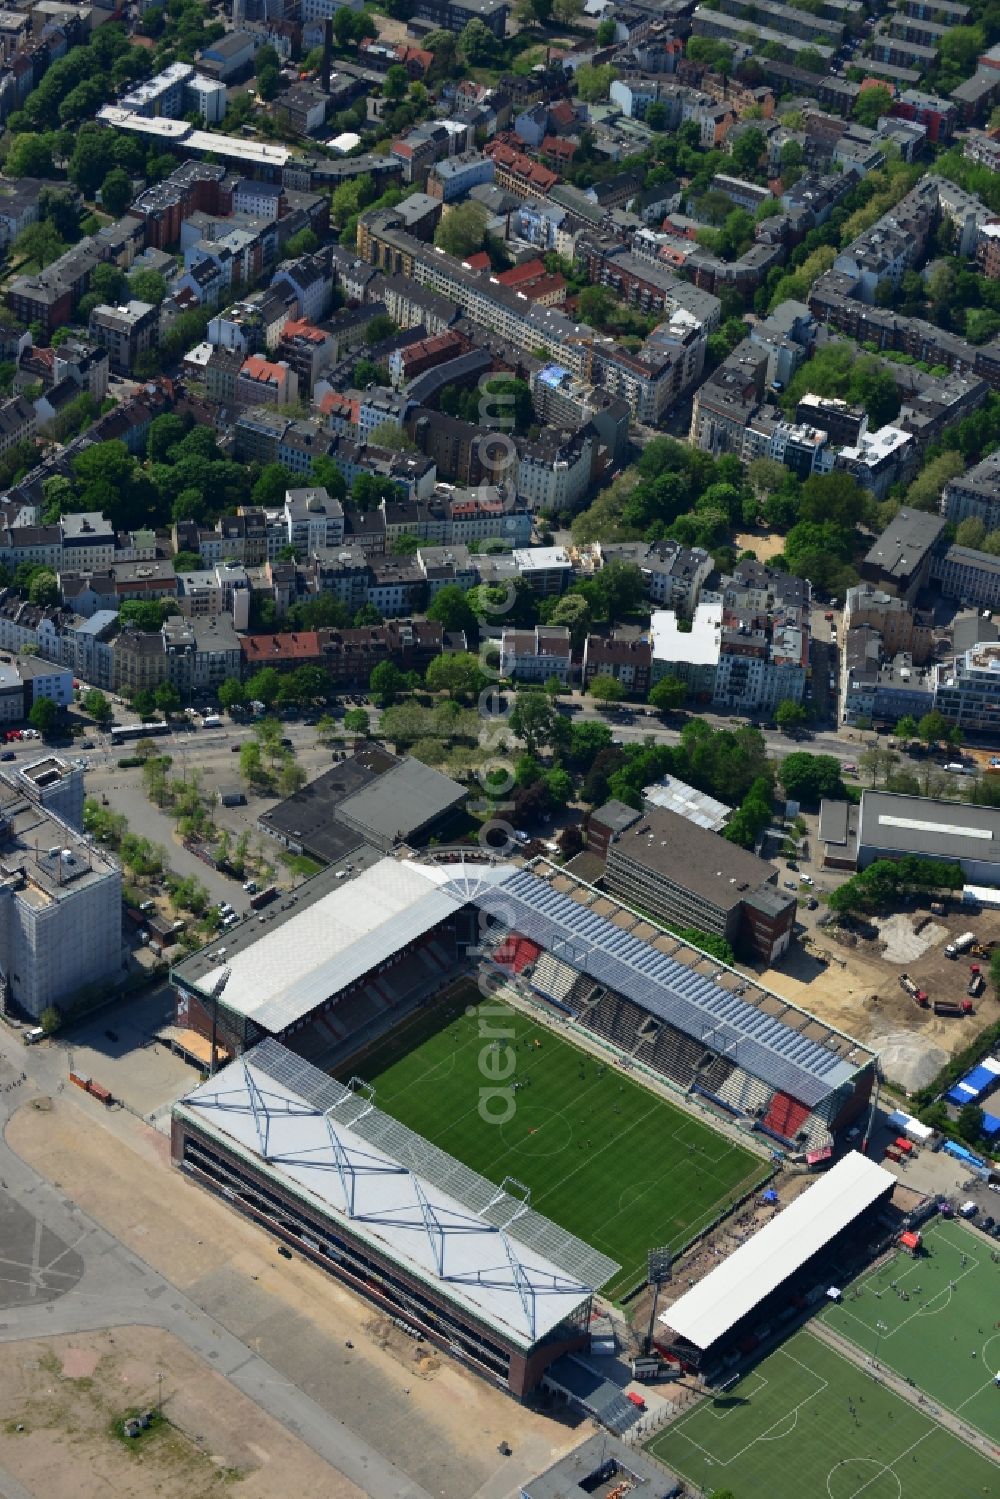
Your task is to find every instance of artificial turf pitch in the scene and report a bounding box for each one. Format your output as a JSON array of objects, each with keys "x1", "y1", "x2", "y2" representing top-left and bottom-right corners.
[
  {"x1": 646, "y1": 1329, "x2": 1000, "y2": 1499},
  {"x1": 346, "y1": 983, "x2": 768, "y2": 1300},
  {"x1": 819, "y1": 1216, "x2": 1000, "y2": 1446}
]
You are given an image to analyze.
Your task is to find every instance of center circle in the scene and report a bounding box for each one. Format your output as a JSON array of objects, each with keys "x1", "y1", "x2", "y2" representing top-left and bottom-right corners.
[
  {"x1": 500, "y1": 1103, "x2": 574, "y2": 1157},
  {"x1": 827, "y1": 1459, "x2": 902, "y2": 1499}
]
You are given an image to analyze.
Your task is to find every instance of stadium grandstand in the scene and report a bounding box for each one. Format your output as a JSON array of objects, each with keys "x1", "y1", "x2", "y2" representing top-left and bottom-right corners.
[
  {"x1": 171, "y1": 855, "x2": 877, "y2": 1160},
  {"x1": 172, "y1": 1037, "x2": 619, "y2": 1398},
  {"x1": 655, "y1": 1153, "x2": 896, "y2": 1375}
]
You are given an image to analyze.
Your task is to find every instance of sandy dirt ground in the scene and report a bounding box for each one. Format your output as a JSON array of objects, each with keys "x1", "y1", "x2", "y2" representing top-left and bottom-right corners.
[
  {"x1": 0, "y1": 1327, "x2": 361, "y2": 1499},
  {"x1": 7, "y1": 1100, "x2": 579, "y2": 1499},
  {"x1": 757, "y1": 909, "x2": 1000, "y2": 1092},
  {"x1": 732, "y1": 530, "x2": 786, "y2": 561}
]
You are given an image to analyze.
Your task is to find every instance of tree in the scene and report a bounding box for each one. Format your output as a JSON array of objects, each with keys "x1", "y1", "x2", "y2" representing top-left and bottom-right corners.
[
  {"x1": 775, "y1": 699, "x2": 809, "y2": 732},
  {"x1": 154, "y1": 681, "x2": 181, "y2": 716},
  {"x1": 284, "y1": 227, "x2": 319, "y2": 258},
  {"x1": 778, "y1": 752, "x2": 845, "y2": 804},
  {"x1": 251, "y1": 463, "x2": 294, "y2": 508},
  {"x1": 344, "y1": 707, "x2": 370, "y2": 736},
  {"x1": 957, "y1": 1103, "x2": 984, "y2": 1144},
  {"x1": 590, "y1": 674, "x2": 625, "y2": 706},
  {"x1": 100, "y1": 167, "x2": 133, "y2": 218},
  {"x1": 28, "y1": 570, "x2": 59, "y2": 607},
  {"x1": 129, "y1": 268, "x2": 167, "y2": 305},
  {"x1": 509, "y1": 691, "x2": 560, "y2": 757},
  {"x1": 239, "y1": 739, "x2": 267, "y2": 786},
  {"x1": 14, "y1": 221, "x2": 65, "y2": 270},
  {"x1": 28, "y1": 697, "x2": 58, "y2": 738},
  {"x1": 918, "y1": 709, "x2": 948, "y2": 746},
  {"x1": 596, "y1": 16, "x2": 616, "y2": 43},
  {"x1": 257, "y1": 62, "x2": 280, "y2": 100},
  {"x1": 370, "y1": 660, "x2": 406, "y2": 705},
  {"x1": 575, "y1": 63, "x2": 618, "y2": 102},
  {"x1": 853, "y1": 84, "x2": 893, "y2": 129},
  {"x1": 544, "y1": 593, "x2": 591, "y2": 650},
  {"x1": 955, "y1": 517, "x2": 986, "y2": 550},
  {"x1": 858, "y1": 744, "x2": 899, "y2": 787},
  {"x1": 730, "y1": 128, "x2": 765, "y2": 178},
  {"x1": 426, "y1": 584, "x2": 478, "y2": 637},
  {"x1": 591, "y1": 561, "x2": 645, "y2": 624},
  {"x1": 246, "y1": 666, "x2": 281, "y2": 707},
  {"x1": 895, "y1": 714, "x2": 918, "y2": 744},
  {"x1": 648, "y1": 677, "x2": 687, "y2": 714},
  {"x1": 904, "y1": 451, "x2": 965, "y2": 514},
  {"x1": 425, "y1": 653, "x2": 484, "y2": 697},
  {"x1": 457, "y1": 16, "x2": 503, "y2": 67},
  {"x1": 277, "y1": 758, "x2": 307, "y2": 797},
  {"x1": 81, "y1": 688, "x2": 113, "y2": 726},
  {"x1": 384, "y1": 64, "x2": 409, "y2": 99},
  {"x1": 7, "y1": 133, "x2": 56, "y2": 178},
  {"x1": 37, "y1": 1003, "x2": 62, "y2": 1035},
  {"x1": 433, "y1": 201, "x2": 489, "y2": 259}
]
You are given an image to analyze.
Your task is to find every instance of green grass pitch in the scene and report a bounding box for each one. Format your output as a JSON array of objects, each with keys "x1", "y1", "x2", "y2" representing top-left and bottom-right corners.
[
  {"x1": 819, "y1": 1217, "x2": 1000, "y2": 1446},
  {"x1": 646, "y1": 1329, "x2": 1000, "y2": 1499},
  {"x1": 344, "y1": 982, "x2": 769, "y2": 1299}
]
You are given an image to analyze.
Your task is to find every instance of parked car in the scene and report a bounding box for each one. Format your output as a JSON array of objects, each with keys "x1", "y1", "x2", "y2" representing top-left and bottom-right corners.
[{"x1": 0, "y1": 751, "x2": 14, "y2": 761}]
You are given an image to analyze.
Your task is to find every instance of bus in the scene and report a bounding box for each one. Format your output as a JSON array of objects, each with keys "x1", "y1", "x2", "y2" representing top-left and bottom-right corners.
[{"x1": 111, "y1": 722, "x2": 170, "y2": 744}]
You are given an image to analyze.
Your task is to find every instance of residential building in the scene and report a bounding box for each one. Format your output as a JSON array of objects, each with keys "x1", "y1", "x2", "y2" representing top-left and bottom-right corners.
[
  {"x1": 284, "y1": 486, "x2": 345, "y2": 553},
  {"x1": 87, "y1": 301, "x2": 158, "y2": 375},
  {"x1": 861, "y1": 506, "x2": 946, "y2": 600},
  {"x1": 932, "y1": 544, "x2": 1000, "y2": 610},
  {"x1": 941, "y1": 450, "x2": 1000, "y2": 530},
  {"x1": 581, "y1": 633, "x2": 652, "y2": 694},
  {"x1": 499, "y1": 626, "x2": 573, "y2": 683},
  {"x1": 0, "y1": 769, "x2": 121, "y2": 1019},
  {"x1": 235, "y1": 355, "x2": 299, "y2": 407}
]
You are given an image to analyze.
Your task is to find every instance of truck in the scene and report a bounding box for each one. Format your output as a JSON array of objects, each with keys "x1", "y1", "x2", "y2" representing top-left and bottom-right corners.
[
  {"x1": 899, "y1": 973, "x2": 928, "y2": 1006},
  {"x1": 968, "y1": 973, "x2": 985, "y2": 999},
  {"x1": 933, "y1": 999, "x2": 974, "y2": 1017},
  {"x1": 249, "y1": 885, "x2": 278, "y2": 911},
  {"x1": 945, "y1": 931, "x2": 976, "y2": 958}
]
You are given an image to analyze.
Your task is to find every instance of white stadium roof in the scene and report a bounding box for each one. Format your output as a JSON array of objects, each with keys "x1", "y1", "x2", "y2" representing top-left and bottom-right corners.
[
  {"x1": 659, "y1": 1153, "x2": 895, "y2": 1351},
  {"x1": 177, "y1": 1038, "x2": 617, "y2": 1346},
  {"x1": 195, "y1": 858, "x2": 515, "y2": 1033}
]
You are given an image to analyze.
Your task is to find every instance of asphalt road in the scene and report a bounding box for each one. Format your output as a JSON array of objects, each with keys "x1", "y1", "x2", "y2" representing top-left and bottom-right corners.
[{"x1": 0, "y1": 1036, "x2": 432, "y2": 1499}]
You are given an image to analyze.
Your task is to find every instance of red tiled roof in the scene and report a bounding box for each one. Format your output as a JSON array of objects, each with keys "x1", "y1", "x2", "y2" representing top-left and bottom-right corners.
[
  {"x1": 463, "y1": 251, "x2": 491, "y2": 271},
  {"x1": 281, "y1": 318, "x2": 326, "y2": 343},
  {"x1": 240, "y1": 631, "x2": 321, "y2": 662},
  {"x1": 240, "y1": 355, "x2": 285, "y2": 383}
]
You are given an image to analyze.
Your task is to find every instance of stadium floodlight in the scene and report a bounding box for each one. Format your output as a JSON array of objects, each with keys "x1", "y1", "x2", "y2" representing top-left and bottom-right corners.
[{"x1": 646, "y1": 1246, "x2": 673, "y2": 1353}]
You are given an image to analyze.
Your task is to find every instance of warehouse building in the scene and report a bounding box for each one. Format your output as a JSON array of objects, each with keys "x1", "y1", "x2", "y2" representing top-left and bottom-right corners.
[
  {"x1": 657, "y1": 1152, "x2": 896, "y2": 1371},
  {"x1": 856, "y1": 790, "x2": 1000, "y2": 885}
]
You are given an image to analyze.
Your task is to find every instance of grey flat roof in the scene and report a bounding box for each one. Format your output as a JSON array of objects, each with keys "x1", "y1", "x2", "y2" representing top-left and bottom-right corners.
[
  {"x1": 858, "y1": 790, "x2": 1000, "y2": 866},
  {"x1": 335, "y1": 757, "x2": 466, "y2": 843},
  {"x1": 258, "y1": 751, "x2": 393, "y2": 864},
  {"x1": 177, "y1": 1039, "x2": 614, "y2": 1345},
  {"x1": 863, "y1": 507, "x2": 945, "y2": 580},
  {"x1": 610, "y1": 806, "x2": 778, "y2": 910},
  {"x1": 525, "y1": 1431, "x2": 681, "y2": 1499}
]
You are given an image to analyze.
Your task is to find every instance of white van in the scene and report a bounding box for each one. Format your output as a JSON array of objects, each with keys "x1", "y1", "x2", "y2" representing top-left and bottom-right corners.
[{"x1": 24, "y1": 1026, "x2": 44, "y2": 1044}]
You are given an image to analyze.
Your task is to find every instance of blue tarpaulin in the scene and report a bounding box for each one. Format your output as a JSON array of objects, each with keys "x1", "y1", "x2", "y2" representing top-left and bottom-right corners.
[{"x1": 981, "y1": 1113, "x2": 1000, "y2": 1138}]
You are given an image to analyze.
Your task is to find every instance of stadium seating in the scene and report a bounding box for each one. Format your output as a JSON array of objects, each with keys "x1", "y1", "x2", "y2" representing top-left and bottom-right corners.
[
  {"x1": 494, "y1": 934, "x2": 541, "y2": 974},
  {"x1": 532, "y1": 951, "x2": 581, "y2": 1007},
  {"x1": 762, "y1": 1091, "x2": 811, "y2": 1142},
  {"x1": 695, "y1": 1054, "x2": 736, "y2": 1099},
  {"x1": 717, "y1": 1067, "x2": 774, "y2": 1118}
]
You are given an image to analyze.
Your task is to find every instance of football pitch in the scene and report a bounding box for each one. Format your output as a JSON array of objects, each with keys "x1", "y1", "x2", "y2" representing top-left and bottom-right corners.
[
  {"x1": 819, "y1": 1217, "x2": 1000, "y2": 1446},
  {"x1": 646, "y1": 1330, "x2": 1000, "y2": 1499},
  {"x1": 345, "y1": 983, "x2": 768, "y2": 1300}
]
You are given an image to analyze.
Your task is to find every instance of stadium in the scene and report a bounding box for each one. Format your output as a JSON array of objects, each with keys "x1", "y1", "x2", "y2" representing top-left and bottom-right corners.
[{"x1": 171, "y1": 851, "x2": 878, "y2": 1396}]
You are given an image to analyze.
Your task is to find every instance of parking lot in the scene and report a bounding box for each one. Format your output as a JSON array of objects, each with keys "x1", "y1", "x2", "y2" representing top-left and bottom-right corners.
[{"x1": 56, "y1": 984, "x2": 201, "y2": 1126}]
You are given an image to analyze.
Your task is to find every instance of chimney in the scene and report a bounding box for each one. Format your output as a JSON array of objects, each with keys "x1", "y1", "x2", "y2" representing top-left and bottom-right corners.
[{"x1": 323, "y1": 18, "x2": 333, "y2": 93}]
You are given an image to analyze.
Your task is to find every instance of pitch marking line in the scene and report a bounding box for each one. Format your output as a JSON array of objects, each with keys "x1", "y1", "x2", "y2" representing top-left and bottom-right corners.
[
  {"x1": 824, "y1": 1224, "x2": 981, "y2": 1343},
  {"x1": 707, "y1": 1372, "x2": 768, "y2": 1417},
  {"x1": 668, "y1": 1348, "x2": 829, "y2": 1469}
]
